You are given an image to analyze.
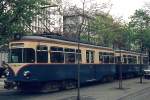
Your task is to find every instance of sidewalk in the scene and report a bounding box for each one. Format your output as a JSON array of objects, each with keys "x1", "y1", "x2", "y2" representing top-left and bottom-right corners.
[
  {"x1": 82, "y1": 78, "x2": 150, "y2": 100},
  {"x1": 57, "y1": 78, "x2": 150, "y2": 100}
]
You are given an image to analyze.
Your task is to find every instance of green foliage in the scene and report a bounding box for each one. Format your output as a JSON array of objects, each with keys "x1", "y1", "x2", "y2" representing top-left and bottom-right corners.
[
  {"x1": 129, "y1": 9, "x2": 150, "y2": 50},
  {"x1": 88, "y1": 14, "x2": 129, "y2": 49},
  {"x1": 0, "y1": 0, "x2": 48, "y2": 44}
]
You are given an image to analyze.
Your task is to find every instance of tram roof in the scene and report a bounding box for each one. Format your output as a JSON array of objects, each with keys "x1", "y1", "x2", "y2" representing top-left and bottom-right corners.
[
  {"x1": 11, "y1": 34, "x2": 148, "y2": 55},
  {"x1": 18, "y1": 35, "x2": 113, "y2": 50}
]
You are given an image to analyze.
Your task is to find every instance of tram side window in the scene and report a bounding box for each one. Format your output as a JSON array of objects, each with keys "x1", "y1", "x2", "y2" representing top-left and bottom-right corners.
[
  {"x1": 50, "y1": 46, "x2": 64, "y2": 63},
  {"x1": 109, "y1": 53, "x2": 114, "y2": 63},
  {"x1": 86, "y1": 50, "x2": 94, "y2": 63},
  {"x1": 99, "y1": 52, "x2": 103, "y2": 63},
  {"x1": 138, "y1": 56, "x2": 141, "y2": 64},
  {"x1": 36, "y1": 45, "x2": 48, "y2": 63},
  {"x1": 128, "y1": 55, "x2": 132, "y2": 64},
  {"x1": 103, "y1": 52, "x2": 109, "y2": 63},
  {"x1": 115, "y1": 56, "x2": 121, "y2": 63},
  {"x1": 64, "y1": 48, "x2": 75, "y2": 63},
  {"x1": 76, "y1": 49, "x2": 82, "y2": 63},
  {"x1": 23, "y1": 48, "x2": 35, "y2": 63},
  {"x1": 128, "y1": 55, "x2": 135, "y2": 64},
  {"x1": 123, "y1": 55, "x2": 127, "y2": 64},
  {"x1": 133, "y1": 56, "x2": 137, "y2": 64},
  {"x1": 143, "y1": 57, "x2": 148, "y2": 64}
]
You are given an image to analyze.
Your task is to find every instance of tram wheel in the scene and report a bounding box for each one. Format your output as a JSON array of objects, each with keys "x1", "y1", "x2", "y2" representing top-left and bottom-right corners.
[
  {"x1": 62, "y1": 80, "x2": 77, "y2": 90},
  {"x1": 41, "y1": 82, "x2": 59, "y2": 93}
]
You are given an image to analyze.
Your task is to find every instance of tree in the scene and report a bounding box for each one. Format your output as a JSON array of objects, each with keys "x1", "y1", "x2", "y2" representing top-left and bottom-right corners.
[
  {"x1": 129, "y1": 9, "x2": 150, "y2": 51},
  {"x1": 63, "y1": 0, "x2": 112, "y2": 43},
  {"x1": 0, "y1": 0, "x2": 49, "y2": 44}
]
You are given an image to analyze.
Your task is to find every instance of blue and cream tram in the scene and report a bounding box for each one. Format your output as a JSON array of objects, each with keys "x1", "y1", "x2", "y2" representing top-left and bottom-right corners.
[{"x1": 4, "y1": 35, "x2": 148, "y2": 92}]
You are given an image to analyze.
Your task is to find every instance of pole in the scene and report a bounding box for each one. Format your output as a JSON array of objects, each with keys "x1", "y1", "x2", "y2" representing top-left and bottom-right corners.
[
  {"x1": 77, "y1": 34, "x2": 80, "y2": 100},
  {"x1": 119, "y1": 49, "x2": 123, "y2": 89},
  {"x1": 140, "y1": 41, "x2": 143, "y2": 84}
]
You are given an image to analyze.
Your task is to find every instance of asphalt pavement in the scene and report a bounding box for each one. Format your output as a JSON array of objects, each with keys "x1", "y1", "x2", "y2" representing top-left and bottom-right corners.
[{"x1": 0, "y1": 78, "x2": 150, "y2": 100}]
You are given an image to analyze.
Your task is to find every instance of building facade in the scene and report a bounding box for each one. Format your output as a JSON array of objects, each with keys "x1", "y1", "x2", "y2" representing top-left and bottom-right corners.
[{"x1": 30, "y1": 0, "x2": 63, "y2": 34}]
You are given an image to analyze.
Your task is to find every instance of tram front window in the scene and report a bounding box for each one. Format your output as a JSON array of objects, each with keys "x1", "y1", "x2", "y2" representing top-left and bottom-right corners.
[{"x1": 10, "y1": 48, "x2": 35, "y2": 63}]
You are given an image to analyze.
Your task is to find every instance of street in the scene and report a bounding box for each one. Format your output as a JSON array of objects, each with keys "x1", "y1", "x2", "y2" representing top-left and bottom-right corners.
[{"x1": 0, "y1": 78, "x2": 150, "y2": 100}]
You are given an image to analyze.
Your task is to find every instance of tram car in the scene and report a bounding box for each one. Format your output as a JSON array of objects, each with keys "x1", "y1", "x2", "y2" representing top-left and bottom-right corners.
[
  {"x1": 115, "y1": 50, "x2": 148, "y2": 79},
  {"x1": 3, "y1": 34, "x2": 148, "y2": 92}
]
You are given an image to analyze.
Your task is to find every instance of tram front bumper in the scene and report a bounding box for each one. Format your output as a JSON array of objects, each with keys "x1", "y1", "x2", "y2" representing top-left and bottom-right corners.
[{"x1": 4, "y1": 80, "x2": 16, "y2": 89}]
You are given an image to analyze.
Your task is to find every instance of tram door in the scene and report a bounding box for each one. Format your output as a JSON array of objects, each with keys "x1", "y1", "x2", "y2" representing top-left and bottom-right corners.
[{"x1": 85, "y1": 50, "x2": 96, "y2": 82}]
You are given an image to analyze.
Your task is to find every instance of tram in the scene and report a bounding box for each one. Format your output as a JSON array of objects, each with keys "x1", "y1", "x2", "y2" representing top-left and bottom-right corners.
[{"x1": 3, "y1": 34, "x2": 148, "y2": 92}]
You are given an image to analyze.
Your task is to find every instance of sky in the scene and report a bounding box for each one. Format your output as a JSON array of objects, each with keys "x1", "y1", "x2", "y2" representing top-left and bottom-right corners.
[
  {"x1": 110, "y1": 0, "x2": 149, "y2": 21},
  {"x1": 64, "y1": 0, "x2": 149, "y2": 22}
]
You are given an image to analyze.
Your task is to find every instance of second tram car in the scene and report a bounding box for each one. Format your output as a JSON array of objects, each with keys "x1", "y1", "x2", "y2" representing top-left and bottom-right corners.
[{"x1": 4, "y1": 35, "x2": 149, "y2": 92}]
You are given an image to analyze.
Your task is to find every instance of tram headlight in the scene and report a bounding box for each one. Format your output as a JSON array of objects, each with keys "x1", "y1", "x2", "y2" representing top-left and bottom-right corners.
[
  {"x1": 23, "y1": 71, "x2": 31, "y2": 79},
  {"x1": 4, "y1": 69, "x2": 10, "y2": 76},
  {"x1": 6, "y1": 71, "x2": 10, "y2": 76}
]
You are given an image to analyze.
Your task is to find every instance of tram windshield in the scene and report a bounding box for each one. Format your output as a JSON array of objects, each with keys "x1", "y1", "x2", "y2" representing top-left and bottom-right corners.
[{"x1": 9, "y1": 48, "x2": 35, "y2": 63}]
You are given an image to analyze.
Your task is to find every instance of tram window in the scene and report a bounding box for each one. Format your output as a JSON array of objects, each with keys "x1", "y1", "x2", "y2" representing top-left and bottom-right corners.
[
  {"x1": 138, "y1": 56, "x2": 141, "y2": 64},
  {"x1": 103, "y1": 56, "x2": 109, "y2": 63},
  {"x1": 123, "y1": 55, "x2": 127, "y2": 64},
  {"x1": 51, "y1": 52, "x2": 64, "y2": 63},
  {"x1": 76, "y1": 49, "x2": 82, "y2": 63},
  {"x1": 50, "y1": 46, "x2": 64, "y2": 63},
  {"x1": 133, "y1": 56, "x2": 137, "y2": 64},
  {"x1": 10, "y1": 48, "x2": 22, "y2": 63},
  {"x1": 143, "y1": 57, "x2": 148, "y2": 64},
  {"x1": 37, "y1": 51, "x2": 48, "y2": 63},
  {"x1": 128, "y1": 55, "x2": 134, "y2": 64},
  {"x1": 23, "y1": 48, "x2": 35, "y2": 63},
  {"x1": 109, "y1": 56, "x2": 114, "y2": 63},
  {"x1": 99, "y1": 52, "x2": 103, "y2": 63},
  {"x1": 86, "y1": 50, "x2": 94, "y2": 63},
  {"x1": 65, "y1": 53, "x2": 75, "y2": 63},
  {"x1": 64, "y1": 48, "x2": 75, "y2": 63},
  {"x1": 10, "y1": 48, "x2": 35, "y2": 63},
  {"x1": 36, "y1": 45, "x2": 48, "y2": 63},
  {"x1": 128, "y1": 55, "x2": 131, "y2": 64},
  {"x1": 115, "y1": 56, "x2": 121, "y2": 63}
]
